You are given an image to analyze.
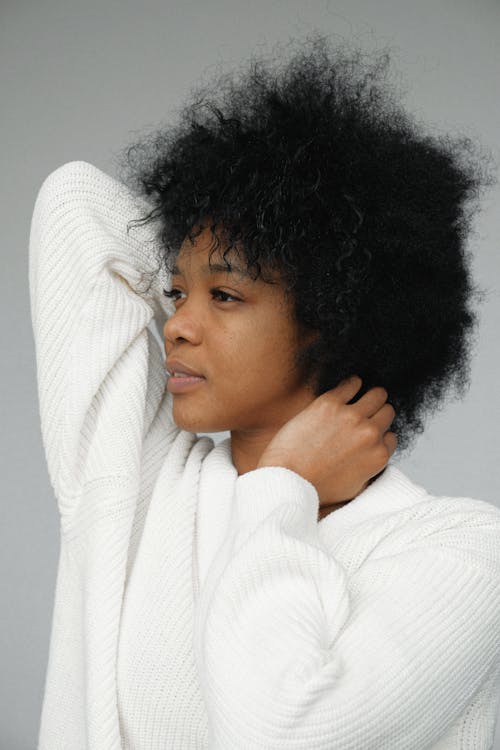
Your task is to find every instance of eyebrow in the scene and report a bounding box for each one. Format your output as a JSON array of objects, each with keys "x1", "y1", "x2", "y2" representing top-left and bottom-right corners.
[{"x1": 172, "y1": 262, "x2": 252, "y2": 280}]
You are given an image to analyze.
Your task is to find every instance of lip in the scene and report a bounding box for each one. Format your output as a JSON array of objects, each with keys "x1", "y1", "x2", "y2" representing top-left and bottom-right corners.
[
  {"x1": 167, "y1": 374, "x2": 206, "y2": 394},
  {"x1": 165, "y1": 358, "x2": 205, "y2": 378}
]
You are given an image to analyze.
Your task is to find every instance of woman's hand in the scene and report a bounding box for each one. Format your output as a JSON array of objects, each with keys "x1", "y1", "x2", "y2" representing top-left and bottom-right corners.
[{"x1": 257, "y1": 376, "x2": 397, "y2": 509}]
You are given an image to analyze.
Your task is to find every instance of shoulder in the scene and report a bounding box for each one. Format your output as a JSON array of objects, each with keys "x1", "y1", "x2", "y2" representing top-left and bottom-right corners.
[
  {"x1": 322, "y1": 464, "x2": 500, "y2": 577},
  {"x1": 408, "y1": 485, "x2": 500, "y2": 578},
  {"x1": 347, "y1": 463, "x2": 500, "y2": 526}
]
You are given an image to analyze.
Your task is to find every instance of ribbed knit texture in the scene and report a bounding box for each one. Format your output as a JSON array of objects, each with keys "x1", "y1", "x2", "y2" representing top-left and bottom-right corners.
[{"x1": 30, "y1": 160, "x2": 500, "y2": 749}]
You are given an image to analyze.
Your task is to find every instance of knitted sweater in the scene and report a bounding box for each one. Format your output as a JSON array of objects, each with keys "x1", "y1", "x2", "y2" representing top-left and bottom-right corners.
[{"x1": 29, "y1": 160, "x2": 500, "y2": 750}]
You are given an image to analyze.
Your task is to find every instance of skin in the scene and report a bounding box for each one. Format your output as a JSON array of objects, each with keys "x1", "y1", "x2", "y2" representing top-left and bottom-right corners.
[
  {"x1": 257, "y1": 377, "x2": 397, "y2": 511},
  {"x1": 163, "y1": 224, "x2": 396, "y2": 519}
]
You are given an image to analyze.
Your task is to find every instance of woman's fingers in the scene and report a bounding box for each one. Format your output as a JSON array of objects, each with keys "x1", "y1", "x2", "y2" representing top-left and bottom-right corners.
[
  {"x1": 330, "y1": 378, "x2": 397, "y2": 450},
  {"x1": 352, "y1": 385, "x2": 390, "y2": 417},
  {"x1": 370, "y1": 401, "x2": 396, "y2": 433},
  {"x1": 329, "y1": 375, "x2": 363, "y2": 403},
  {"x1": 383, "y1": 430, "x2": 398, "y2": 456}
]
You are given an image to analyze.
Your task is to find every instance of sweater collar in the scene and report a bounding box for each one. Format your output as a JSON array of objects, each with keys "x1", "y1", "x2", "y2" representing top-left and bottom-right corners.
[
  {"x1": 215, "y1": 437, "x2": 427, "y2": 532},
  {"x1": 317, "y1": 462, "x2": 429, "y2": 540}
]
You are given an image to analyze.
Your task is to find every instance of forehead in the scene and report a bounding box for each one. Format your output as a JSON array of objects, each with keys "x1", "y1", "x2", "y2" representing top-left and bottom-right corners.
[
  {"x1": 177, "y1": 224, "x2": 240, "y2": 263},
  {"x1": 175, "y1": 226, "x2": 279, "y2": 284}
]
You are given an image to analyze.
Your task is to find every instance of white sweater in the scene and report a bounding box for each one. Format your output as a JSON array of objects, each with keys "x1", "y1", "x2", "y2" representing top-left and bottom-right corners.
[{"x1": 29, "y1": 160, "x2": 500, "y2": 750}]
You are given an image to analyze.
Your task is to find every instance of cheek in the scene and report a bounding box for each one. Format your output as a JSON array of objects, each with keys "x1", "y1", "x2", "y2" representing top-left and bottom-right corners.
[
  {"x1": 241, "y1": 334, "x2": 301, "y2": 389},
  {"x1": 211, "y1": 310, "x2": 300, "y2": 384}
]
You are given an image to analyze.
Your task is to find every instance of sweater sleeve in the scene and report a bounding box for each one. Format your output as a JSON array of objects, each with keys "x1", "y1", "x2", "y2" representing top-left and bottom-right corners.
[
  {"x1": 193, "y1": 466, "x2": 500, "y2": 749},
  {"x1": 29, "y1": 160, "x2": 177, "y2": 516}
]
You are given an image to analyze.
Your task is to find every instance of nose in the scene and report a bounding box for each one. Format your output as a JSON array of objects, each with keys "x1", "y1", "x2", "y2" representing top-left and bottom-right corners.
[{"x1": 163, "y1": 304, "x2": 203, "y2": 348}]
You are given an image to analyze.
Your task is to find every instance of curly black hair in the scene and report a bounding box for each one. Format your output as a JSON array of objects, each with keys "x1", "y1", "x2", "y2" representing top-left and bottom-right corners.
[{"x1": 118, "y1": 34, "x2": 494, "y2": 456}]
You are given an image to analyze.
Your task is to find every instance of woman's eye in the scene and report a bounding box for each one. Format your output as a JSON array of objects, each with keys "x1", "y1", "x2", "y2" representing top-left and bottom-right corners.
[
  {"x1": 162, "y1": 288, "x2": 240, "y2": 303},
  {"x1": 163, "y1": 288, "x2": 183, "y2": 300},
  {"x1": 211, "y1": 289, "x2": 240, "y2": 302}
]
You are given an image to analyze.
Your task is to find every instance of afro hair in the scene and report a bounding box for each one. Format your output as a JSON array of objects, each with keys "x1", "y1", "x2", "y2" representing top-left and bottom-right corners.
[{"x1": 118, "y1": 34, "x2": 494, "y2": 456}]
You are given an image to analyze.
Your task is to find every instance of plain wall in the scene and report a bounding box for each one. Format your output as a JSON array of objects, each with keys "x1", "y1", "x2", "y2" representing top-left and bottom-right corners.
[{"x1": 1, "y1": 0, "x2": 499, "y2": 747}]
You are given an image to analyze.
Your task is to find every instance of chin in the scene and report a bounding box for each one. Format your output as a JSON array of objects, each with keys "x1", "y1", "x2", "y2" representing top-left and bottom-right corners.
[{"x1": 172, "y1": 406, "x2": 227, "y2": 434}]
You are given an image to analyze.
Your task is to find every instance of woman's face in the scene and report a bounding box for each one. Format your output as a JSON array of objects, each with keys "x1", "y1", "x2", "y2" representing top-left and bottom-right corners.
[{"x1": 163, "y1": 225, "x2": 318, "y2": 435}]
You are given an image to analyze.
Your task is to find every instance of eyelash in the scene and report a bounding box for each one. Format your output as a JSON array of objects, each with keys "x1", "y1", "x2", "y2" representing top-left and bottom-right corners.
[{"x1": 162, "y1": 288, "x2": 240, "y2": 303}]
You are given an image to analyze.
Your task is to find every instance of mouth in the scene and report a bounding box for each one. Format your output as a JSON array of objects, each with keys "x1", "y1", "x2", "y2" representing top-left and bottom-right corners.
[{"x1": 167, "y1": 373, "x2": 206, "y2": 394}]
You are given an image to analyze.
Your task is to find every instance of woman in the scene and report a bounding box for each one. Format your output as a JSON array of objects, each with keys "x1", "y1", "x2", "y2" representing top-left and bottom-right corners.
[{"x1": 30, "y1": 36, "x2": 500, "y2": 749}]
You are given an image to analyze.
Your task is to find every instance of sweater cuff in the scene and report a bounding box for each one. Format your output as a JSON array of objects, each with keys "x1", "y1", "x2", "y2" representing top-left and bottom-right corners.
[{"x1": 233, "y1": 466, "x2": 319, "y2": 527}]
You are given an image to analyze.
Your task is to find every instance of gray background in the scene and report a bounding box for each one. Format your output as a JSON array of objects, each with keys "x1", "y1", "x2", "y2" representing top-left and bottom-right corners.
[{"x1": 2, "y1": 0, "x2": 500, "y2": 747}]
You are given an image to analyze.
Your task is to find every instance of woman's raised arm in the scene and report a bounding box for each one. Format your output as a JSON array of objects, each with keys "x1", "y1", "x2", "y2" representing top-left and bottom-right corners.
[{"x1": 29, "y1": 160, "x2": 177, "y2": 519}]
